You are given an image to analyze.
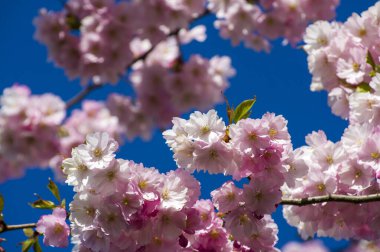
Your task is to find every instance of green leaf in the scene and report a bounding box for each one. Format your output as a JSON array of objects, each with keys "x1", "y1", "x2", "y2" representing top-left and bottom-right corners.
[
  {"x1": 66, "y1": 13, "x2": 81, "y2": 30},
  {"x1": 0, "y1": 194, "x2": 4, "y2": 213},
  {"x1": 223, "y1": 95, "x2": 234, "y2": 125},
  {"x1": 367, "y1": 51, "x2": 376, "y2": 70},
  {"x1": 233, "y1": 97, "x2": 256, "y2": 123},
  {"x1": 47, "y1": 178, "x2": 60, "y2": 202},
  {"x1": 21, "y1": 239, "x2": 34, "y2": 252},
  {"x1": 23, "y1": 228, "x2": 34, "y2": 238},
  {"x1": 0, "y1": 194, "x2": 4, "y2": 220},
  {"x1": 29, "y1": 199, "x2": 55, "y2": 210},
  {"x1": 60, "y1": 198, "x2": 66, "y2": 209},
  {"x1": 356, "y1": 82, "x2": 371, "y2": 93},
  {"x1": 33, "y1": 240, "x2": 42, "y2": 252}
]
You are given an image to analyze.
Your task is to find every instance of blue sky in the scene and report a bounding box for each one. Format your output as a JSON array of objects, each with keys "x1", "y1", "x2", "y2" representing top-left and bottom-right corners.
[{"x1": 0, "y1": 0, "x2": 378, "y2": 251}]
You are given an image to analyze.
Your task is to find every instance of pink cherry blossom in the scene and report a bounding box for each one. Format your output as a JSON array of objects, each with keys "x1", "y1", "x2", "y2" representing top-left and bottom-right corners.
[
  {"x1": 211, "y1": 181, "x2": 242, "y2": 213},
  {"x1": 36, "y1": 208, "x2": 70, "y2": 248}
]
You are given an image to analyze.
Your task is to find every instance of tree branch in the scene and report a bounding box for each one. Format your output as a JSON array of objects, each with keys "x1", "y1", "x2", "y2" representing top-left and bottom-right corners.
[
  {"x1": 65, "y1": 9, "x2": 211, "y2": 109},
  {"x1": 0, "y1": 223, "x2": 36, "y2": 233},
  {"x1": 65, "y1": 84, "x2": 103, "y2": 109},
  {"x1": 281, "y1": 193, "x2": 380, "y2": 206}
]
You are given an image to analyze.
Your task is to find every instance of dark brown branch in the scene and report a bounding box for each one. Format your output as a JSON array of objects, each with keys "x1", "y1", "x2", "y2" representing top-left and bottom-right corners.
[
  {"x1": 281, "y1": 193, "x2": 380, "y2": 206},
  {"x1": 65, "y1": 84, "x2": 103, "y2": 109},
  {"x1": 0, "y1": 223, "x2": 36, "y2": 233}
]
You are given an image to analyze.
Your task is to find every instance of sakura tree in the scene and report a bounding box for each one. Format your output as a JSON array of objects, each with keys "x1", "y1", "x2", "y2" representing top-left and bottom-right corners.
[{"x1": 1, "y1": 0, "x2": 380, "y2": 251}]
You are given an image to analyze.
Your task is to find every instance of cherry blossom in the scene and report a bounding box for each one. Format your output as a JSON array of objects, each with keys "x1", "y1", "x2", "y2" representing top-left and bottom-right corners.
[
  {"x1": 0, "y1": 85, "x2": 65, "y2": 182},
  {"x1": 36, "y1": 208, "x2": 70, "y2": 248}
]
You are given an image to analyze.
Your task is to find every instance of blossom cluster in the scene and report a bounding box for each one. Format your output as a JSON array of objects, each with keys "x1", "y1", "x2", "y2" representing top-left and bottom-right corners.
[
  {"x1": 304, "y1": 2, "x2": 380, "y2": 121},
  {"x1": 0, "y1": 85, "x2": 65, "y2": 182},
  {"x1": 64, "y1": 132, "x2": 243, "y2": 251},
  {"x1": 34, "y1": 0, "x2": 235, "y2": 140},
  {"x1": 49, "y1": 100, "x2": 123, "y2": 176},
  {"x1": 209, "y1": 0, "x2": 339, "y2": 52},
  {"x1": 34, "y1": 0, "x2": 205, "y2": 84},
  {"x1": 164, "y1": 109, "x2": 293, "y2": 250},
  {"x1": 283, "y1": 126, "x2": 380, "y2": 240},
  {"x1": 107, "y1": 54, "x2": 235, "y2": 134},
  {"x1": 282, "y1": 3, "x2": 380, "y2": 241},
  {"x1": 163, "y1": 109, "x2": 292, "y2": 178}
]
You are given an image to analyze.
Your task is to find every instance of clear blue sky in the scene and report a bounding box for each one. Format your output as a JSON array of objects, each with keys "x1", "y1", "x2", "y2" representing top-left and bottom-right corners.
[{"x1": 0, "y1": 1, "x2": 377, "y2": 251}]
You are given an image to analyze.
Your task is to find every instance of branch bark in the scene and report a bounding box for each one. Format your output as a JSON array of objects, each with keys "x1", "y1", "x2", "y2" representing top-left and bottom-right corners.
[
  {"x1": 0, "y1": 223, "x2": 36, "y2": 233},
  {"x1": 281, "y1": 193, "x2": 380, "y2": 206}
]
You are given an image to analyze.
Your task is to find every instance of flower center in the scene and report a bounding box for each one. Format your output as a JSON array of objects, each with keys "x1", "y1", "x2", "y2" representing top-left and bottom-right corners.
[
  {"x1": 85, "y1": 207, "x2": 95, "y2": 217},
  {"x1": 78, "y1": 164, "x2": 88, "y2": 172},
  {"x1": 209, "y1": 149, "x2": 219, "y2": 159},
  {"x1": 371, "y1": 152, "x2": 380, "y2": 160},
  {"x1": 226, "y1": 192, "x2": 235, "y2": 201},
  {"x1": 355, "y1": 170, "x2": 362, "y2": 179},
  {"x1": 210, "y1": 229, "x2": 220, "y2": 239},
  {"x1": 162, "y1": 189, "x2": 170, "y2": 201},
  {"x1": 93, "y1": 147, "x2": 102, "y2": 158},
  {"x1": 255, "y1": 192, "x2": 263, "y2": 201},
  {"x1": 153, "y1": 236, "x2": 162, "y2": 245},
  {"x1": 201, "y1": 213, "x2": 209, "y2": 221},
  {"x1": 239, "y1": 214, "x2": 249, "y2": 225},
  {"x1": 123, "y1": 197, "x2": 129, "y2": 206},
  {"x1": 54, "y1": 223, "x2": 63, "y2": 234},
  {"x1": 326, "y1": 155, "x2": 334, "y2": 165},
  {"x1": 317, "y1": 183, "x2": 326, "y2": 192},
  {"x1": 317, "y1": 37, "x2": 328, "y2": 46},
  {"x1": 248, "y1": 132, "x2": 257, "y2": 141},
  {"x1": 138, "y1": 180, "x2": 147, "y2": 190},
  {"x1": 359, "y1": 28, "x2": 367, "y2": 37},
  {"x1": 269, "y1": 128, "x2": 277, "y2": 138},
  {"x1": 106, "y1": 170, "x2": 116, "y2": 181},
  {"x1": 352, "y1": 63, "x2": 360, "y2": 72},
  {"x1": 161, "y1": 215, "x2": 170, "y2": 225},
  {"x1": 201, "y1": 126, "x2": 210, "y2": 135}
]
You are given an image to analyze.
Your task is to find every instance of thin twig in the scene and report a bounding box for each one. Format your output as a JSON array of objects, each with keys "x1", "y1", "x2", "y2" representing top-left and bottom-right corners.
[
  {"x1": 65, "y1": 84, "x2": 104, "y2": 109},
  {"x1": 281, "y1": 193, "x2": 380, "y2": 206},
  {"x1": 0, "y1": 223, "x2": 36, "y2": 233}
]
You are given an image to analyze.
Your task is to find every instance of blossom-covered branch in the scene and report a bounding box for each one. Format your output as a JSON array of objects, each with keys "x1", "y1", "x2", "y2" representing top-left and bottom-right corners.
[
  {"x1": 281, "y1": 193, "x2": 380, "y2": 206},
  {"x1": 65, "y1": 9, "x2": 211, "y2": 109}
]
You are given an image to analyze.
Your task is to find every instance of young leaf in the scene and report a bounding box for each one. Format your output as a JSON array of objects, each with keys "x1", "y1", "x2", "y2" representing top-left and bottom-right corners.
[
  {"x1": 29, "y1": 199, "x2": 55, "y2": 210},
  {"x1": 66, "y1": 13, "x2": 81, "y2": 30},
  {"x1": 0, "y1": 194, "x2": 4, "y2": 220},
  {"x1": 224, "y1": 95, "x2": 234, "y2": 125},
  {"x1": 356, "y1": 82, "x2": 371, "y2": 93},
  {"x1": 60, "y1": 198, "x2": 66, "y2": 209},
  {"x1": 47, "y1": 178, "x2": 61, "y2": 202},
  {"x1": 21, "y1": 239, "x2": 34, "y2": 252},
  {"x1": 33, "y1": 240, "x2": 42, "y2": 252},
  {"x1": 0, "y1": 194, "x2": 4, "y2": 213},
  {"x1": 233, "y1": 97, "x2": 256, "y2": 123},
  {"x1": 367, "y1": 51, "x2": 376, "y2": 70},
  {"x1": 23, "y1": 228, "x2": 34, "y2": 238}
]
